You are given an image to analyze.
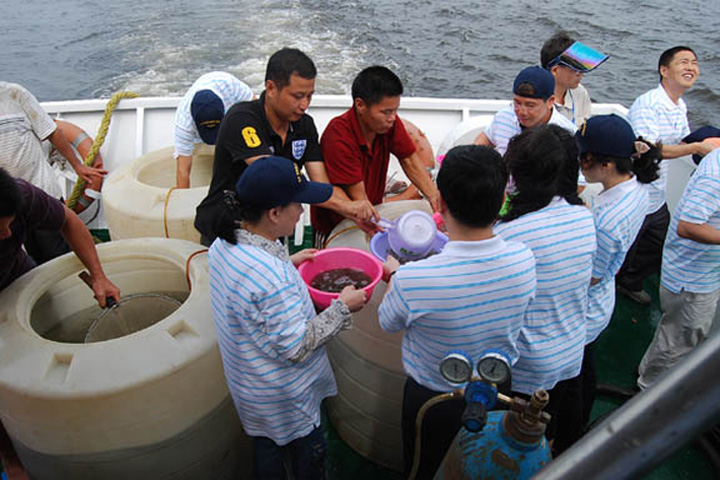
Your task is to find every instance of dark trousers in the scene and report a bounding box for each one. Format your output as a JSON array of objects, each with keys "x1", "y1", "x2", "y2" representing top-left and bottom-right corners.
[
  {"x1": 24, "y1": 228, "x2": 70, "y2": 265},
  {"x1": 616, "y1": 204, "x2": 670, "y2": 291},
  {"x1": 402, "y1": 377, "x2": 464, "y2": 479},
  {"x1": 579, "y1": 343, "x2": 597, "y2": 430},
  {"x1": 253, "y1": 425, "x2": 326, "y2": 480}
]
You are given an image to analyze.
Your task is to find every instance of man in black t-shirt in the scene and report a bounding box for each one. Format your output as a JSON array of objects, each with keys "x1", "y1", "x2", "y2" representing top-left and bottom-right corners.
[
  {"x1": 0, "y1": 167, "x2": 119, "y2": 306},
  {"x1": 195, "y1": 48, "x2": 378, "y2": 244}
]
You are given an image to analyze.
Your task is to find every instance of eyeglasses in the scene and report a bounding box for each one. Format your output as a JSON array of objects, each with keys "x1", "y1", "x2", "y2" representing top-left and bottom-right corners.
[{"x1": 548, "y1": 41, "x2": 609, "y2": 73}]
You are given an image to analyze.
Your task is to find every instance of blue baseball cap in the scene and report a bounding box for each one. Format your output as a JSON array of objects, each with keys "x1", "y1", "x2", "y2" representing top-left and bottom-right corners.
[
  {"x1": 513, "y1": 66, "x2": 555, "y2": 100},
  {"x1": 191, "y1": 90, "x2": 224, "y2": 145},
  {"x1": 683, "y1": 126, "x2": 720, "y2": 165},
  {"x1": 576, "y1": 114, "x2": 636, "y2": 158},
  {"x1": 235, "y1": 156, "x2": 333, "y2": 207}
]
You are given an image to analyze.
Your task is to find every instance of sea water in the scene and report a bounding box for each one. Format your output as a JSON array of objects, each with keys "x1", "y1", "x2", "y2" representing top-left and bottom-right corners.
[{"x1": 2, "y1": 0, "x2": 718, "y2": 127}]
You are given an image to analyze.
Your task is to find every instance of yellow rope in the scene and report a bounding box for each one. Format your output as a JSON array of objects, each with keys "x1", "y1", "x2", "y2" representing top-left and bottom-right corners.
[
  {"x1": 66, "y1": 91, "x2": 139, "y2": 209},
  {"x1": 163, "y1": 187, "x2": 179, "y2": 238}
]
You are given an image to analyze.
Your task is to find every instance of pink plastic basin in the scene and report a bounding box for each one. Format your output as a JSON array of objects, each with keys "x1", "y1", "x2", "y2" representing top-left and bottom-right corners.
[{"x1": 298, "y1": 247, "x2": 383, "y2": 310}]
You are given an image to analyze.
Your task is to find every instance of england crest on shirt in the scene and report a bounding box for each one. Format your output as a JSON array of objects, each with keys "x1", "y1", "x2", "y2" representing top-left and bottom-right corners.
[{"x1": 292, "y1": 140, "x2": 307, "y2": 160}]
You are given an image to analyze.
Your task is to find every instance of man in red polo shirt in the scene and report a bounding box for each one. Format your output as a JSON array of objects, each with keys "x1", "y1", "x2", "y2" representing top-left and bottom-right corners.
[{"x1": 311, "y1": 66, "x2": 439, "y2": 239}]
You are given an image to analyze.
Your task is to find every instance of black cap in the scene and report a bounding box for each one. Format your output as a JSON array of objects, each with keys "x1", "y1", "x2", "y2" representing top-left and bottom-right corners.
[{"x1": 191, "y1": 90, "x2": 224, "y2": 145}]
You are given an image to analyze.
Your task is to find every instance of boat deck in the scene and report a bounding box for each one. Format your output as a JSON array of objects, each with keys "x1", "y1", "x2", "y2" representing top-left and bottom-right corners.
[{"x1": 321, "y1": 273, "x2": 716, "y2": 479}]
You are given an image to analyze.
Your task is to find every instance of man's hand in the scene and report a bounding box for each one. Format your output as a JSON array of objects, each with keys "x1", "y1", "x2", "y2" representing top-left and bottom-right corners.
[
  {"x1": 291, "y1": 248, "x2": 318, "y2": 267},
  {"x1": 75, "y1": 164, "x2": 107, "y2": 184},
  {"x1": 697, "y1": 137, "x2": 720, "y2": 157},
  {"x1": 342, "y1": 199, "x2": 379, "y2": 224},
  {"x1": 338, "y1": 286, "x2": 368, "y2": 312},
  {"x1": 91, "y1": 274, "x2": 121, "y2": 308},
  {"x1": 383, "y1": 256, "x2": 400, "y2": 283}
]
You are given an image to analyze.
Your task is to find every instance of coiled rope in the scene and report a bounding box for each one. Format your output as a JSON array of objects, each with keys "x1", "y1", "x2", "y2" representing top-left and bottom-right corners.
[{"x1": 66, "y1": 91, "x2": 139, "y2": 210}]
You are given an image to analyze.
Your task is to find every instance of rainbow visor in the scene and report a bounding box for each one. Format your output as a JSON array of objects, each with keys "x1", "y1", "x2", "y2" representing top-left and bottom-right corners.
[{"x1": 549, "y1": 41, "x2": 609, "y2": 73}]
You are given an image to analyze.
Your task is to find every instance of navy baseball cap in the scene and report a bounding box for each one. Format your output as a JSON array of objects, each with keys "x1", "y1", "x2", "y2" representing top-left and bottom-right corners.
[
  {"x1": 191, "y1": 90, "x2": 224, "y2": 145},
  {"x1": 235, "y1": 156, "x2": 333, "y2": 207},
  {"x1": 683, "y1": 126, "x2": 720, "y2": 165},
  {"x1": 576, "y1": 114, "x2": 636, "y2": 158},
  {"x1": 513, "y1": 66, "x2": 555, "y2": 100}
]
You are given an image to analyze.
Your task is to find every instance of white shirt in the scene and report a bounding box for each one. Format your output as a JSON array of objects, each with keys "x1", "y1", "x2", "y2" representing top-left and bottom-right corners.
[
  {"x1": 662, "y1": 150, "x2": 720, "y2": 294},
  {"x1": 628, "y1": 84, "x2": 691, "y2": 213},
  {"x1": 555, "y1": 83, "x2": 592, "y2": 126},
  {"x1": 378, "y1": 236, "x2": 536, "y2": 393},
  {"x1": 586, "y1": 178, "x2": 649, "y2": 343},
  {"x1": 494, "y1": 197, "x2": 596, "y2": 394},
  {"x1": 174, "y1": 72, "x2": 253, "y2": 158},
  {"x1": 0, "y1": 82, "x2": 61, "y2": 198}
]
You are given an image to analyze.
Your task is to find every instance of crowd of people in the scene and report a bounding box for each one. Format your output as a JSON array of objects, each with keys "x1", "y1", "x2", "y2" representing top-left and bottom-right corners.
[{"x1": 1, "y1": 31, "x2": 719, "y2": 479}]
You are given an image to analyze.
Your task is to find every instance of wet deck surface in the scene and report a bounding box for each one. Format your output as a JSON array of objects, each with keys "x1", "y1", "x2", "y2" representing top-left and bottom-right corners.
[{"x1": 323, "y1": 274, "x2": 716, "y2": 479}]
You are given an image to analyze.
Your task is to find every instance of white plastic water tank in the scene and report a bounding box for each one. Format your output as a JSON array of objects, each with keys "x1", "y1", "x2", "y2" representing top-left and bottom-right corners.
[
  {"x1": 103, "y1": 145, "x2": 213, "y2": 243},
  {"x1": 0, "y1": 238, "x2": 250, "y2": 479},
  {"x1": 325, "y1": 200, "x2": 432, "y2": 472}
]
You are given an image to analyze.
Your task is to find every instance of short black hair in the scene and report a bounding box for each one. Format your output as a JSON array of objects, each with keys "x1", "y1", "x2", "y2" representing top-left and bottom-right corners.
[
  {"x1": 541, "y1": 32, "x2": 575, "y2": 69},
  {"x1": 658, "y1": 46, "x2": 696, "y2": 82},
  {"x1": 548, "y1": 124, "x2": 584, "y2": 206},
  {"x1": 265, "y1": 48, "x2": 317, "y2": 90},
  {"x1": 0, "y1": 167, "x2": 23, "y2": 217},
  {"x1": 502, "y1": 125, "x2": 566, "y2": 222},
  {"x1": 351, "y1": 66, "x2": 403, "y2": 106},
  {"x1": 436, "y1": 145, "x2": 508, "y2": 228}
]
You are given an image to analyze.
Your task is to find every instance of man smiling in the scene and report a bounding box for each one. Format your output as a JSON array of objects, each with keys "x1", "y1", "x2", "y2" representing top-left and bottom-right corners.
[
  {"x1": 618, "y1": 46, "x2": 720, "y2": 304},
  {"x1": 474, "y1": 66, "x2": 576, "y2": 155}
]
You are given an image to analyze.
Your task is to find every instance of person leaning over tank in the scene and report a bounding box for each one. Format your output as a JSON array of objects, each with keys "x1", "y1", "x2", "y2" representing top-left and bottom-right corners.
[
  {"x1": 311, "y1": 66, "x2": 439, "y2": 239},
  {"x1": 378, "y1": 145, "x2": 537, "y2": 479},
  {"x1": 173, "y1": 71, "x2": 254, "y2": 188},
  {"x1": 207, "y1": 156, "x2": 367, "y2": 479},
  {"x1": 0, "y1": 166, "x2": 119, "y2": 306},
  {"x1": 541, "y1": 32, "x2": 608, "y2": 126},
  {"x1": 194, "y1": 48, "x2": 377, "y2": 245}
]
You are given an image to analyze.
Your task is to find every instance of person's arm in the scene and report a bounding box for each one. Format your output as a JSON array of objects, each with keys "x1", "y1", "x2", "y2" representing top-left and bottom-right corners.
[
  {"x1": 175, "y1": 155, "x2": 193, "y2": 188},
  {"x1": 305, "y1": 161, "x2": 378, "y2": 224},
  {"x1": 59, "y1": 206, "x2": 120, "y2": 307},
  {"x1": 662, "y1": 138, "x2": 720, "y2": 160},
  {"x1": 48, "y1": 129, "x2": 107, "y2": 183},
  {"x1": 677, "y1": 221, "x2": 720, "y2": 244},
  {"x1": 397, "y1": 152, "x2": 439, "y2": 211},
  {"x1": 377, "y1": 266, "x2": 410, "y2": 333},
  {"x1": 474, "y1": 131, "x2": 494, "y2": 147}
]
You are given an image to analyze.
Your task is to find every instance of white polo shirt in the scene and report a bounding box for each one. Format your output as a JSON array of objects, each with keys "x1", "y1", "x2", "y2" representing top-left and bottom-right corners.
[
  {"x1": 586, "y1": 178, "x2": 649, "y2": 343},
  {"x1": 378, "y1": 236, "x2": 536, "y2": 393},
  {"x1": 494, "y1": 196, "x2": 596, "y2": 394},
  {"x1": 628, "y1": 84, "x2": 691, "y2": 213},
  {"x1": 174, "y1": 71, "x2": 253, "y2": 158},
  {"x1": 662, "y1": 149, "x2": 720, "y2": 294}
]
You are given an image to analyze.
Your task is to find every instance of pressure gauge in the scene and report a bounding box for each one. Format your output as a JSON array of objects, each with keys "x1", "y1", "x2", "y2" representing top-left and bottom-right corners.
[
  {"x1": 476, "y1": 351, "x2": 511, "y2": 385},
  {"x1": 440, "y1": 351, "x2": 473, "y2": 385}
]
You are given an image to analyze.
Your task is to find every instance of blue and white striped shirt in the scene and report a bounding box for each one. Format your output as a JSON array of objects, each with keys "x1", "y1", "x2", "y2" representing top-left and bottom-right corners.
[
  {"x1": 378, "y1": 237, "x2": 536, "y2": 393},
  {"x1": 586, "y1": 178, "x2": 649, "y2": 343},
  {"x1": 484, "y1": 105, "x2": 578, "y2": 156},
  {"x1": 628, "y1": 85, "x2": 691, "y2": 214},
  {"x1": 494, "y1": 197, "x2": 596, "y2": 394},
  {"x1": 483, "y1": 105, "x2": 585, "y2": 186},
  {"x1": 174, "y1": 72, "x2": 253, "y2": 158},
  {"x1": 662, "y1": 149, "x2": 720, "y2": 294},
  {"x1": 208, "y1": 231, "x2": 336, "y2": 445}
]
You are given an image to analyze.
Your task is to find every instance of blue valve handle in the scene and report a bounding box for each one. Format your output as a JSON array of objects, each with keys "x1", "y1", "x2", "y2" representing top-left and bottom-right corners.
[{"x1": 462, "y1": 380, "x2": 498, "y2": 432}]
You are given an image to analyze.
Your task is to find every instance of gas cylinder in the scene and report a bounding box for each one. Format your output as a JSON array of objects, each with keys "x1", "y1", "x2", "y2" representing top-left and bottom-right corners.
[{"x1": 434, "y1": 391, "x2": 552, "y2": 480}]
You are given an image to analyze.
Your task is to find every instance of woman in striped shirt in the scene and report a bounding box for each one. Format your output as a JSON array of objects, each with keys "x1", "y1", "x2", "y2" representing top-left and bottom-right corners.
[
  {"x1": 576, "y1": 115, "x2": 660, "y2": 423},
  {"x1": 494, "y1": 124, "x2": 596, "y2": 455}
]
